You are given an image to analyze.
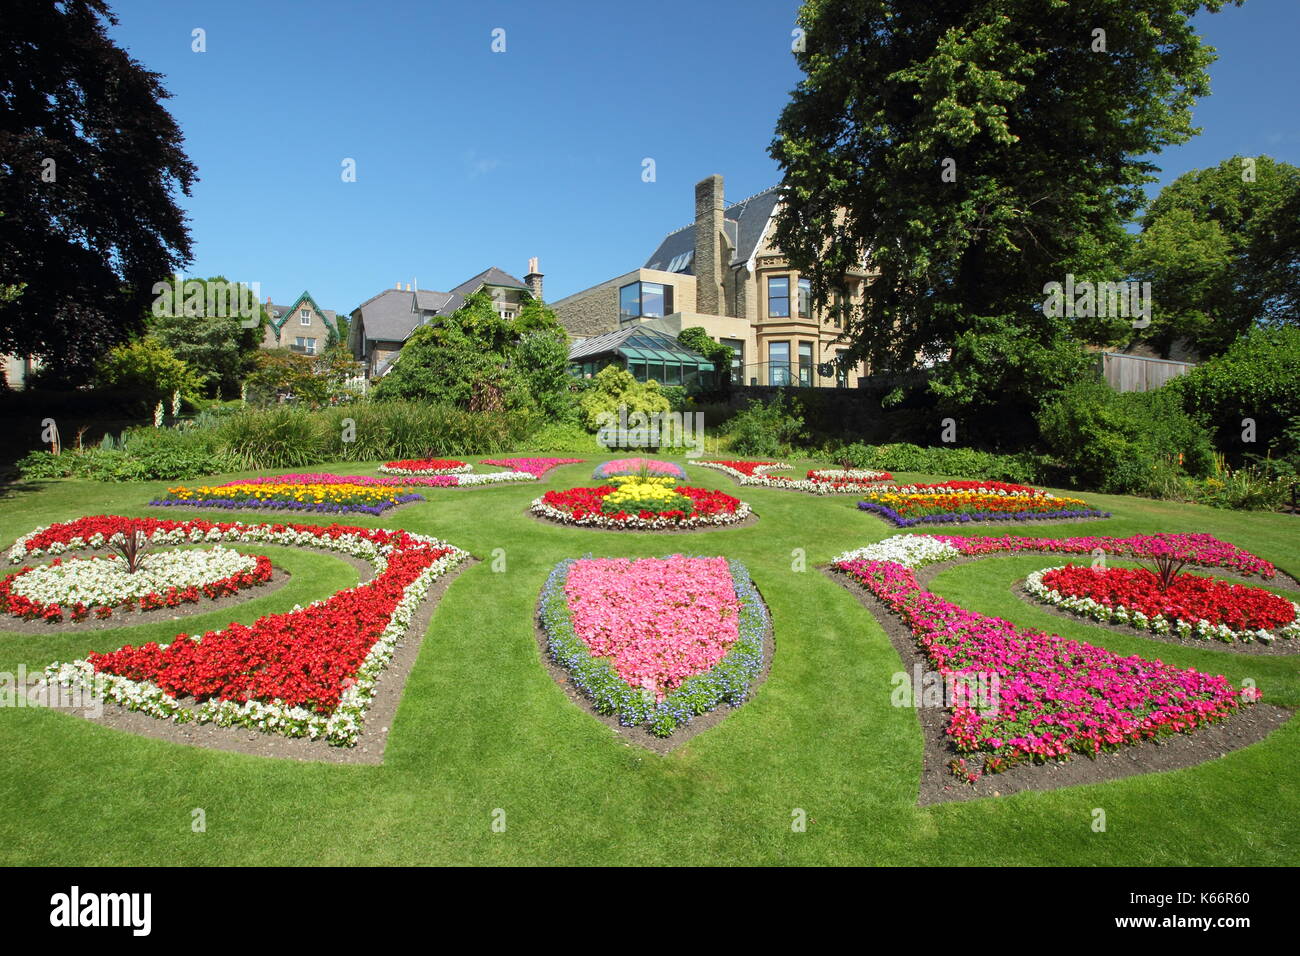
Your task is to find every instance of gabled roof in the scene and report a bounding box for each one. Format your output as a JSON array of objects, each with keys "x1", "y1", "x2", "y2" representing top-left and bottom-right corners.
[
  {"x1": 269, "y1": 290, "x2": 337, "y2": 333},
  {"x1": 450, "y1": 266, "x2": 528, "y2": 297},
  {"x1": 643, "y1": 185, "x2": 781, "y2": 275},
  {"x1": 568, "y1": 325, "x2": 714, "y2": 370},
  {"x1": 352, "y1": 289, "x2": 422, "y2": 344}
]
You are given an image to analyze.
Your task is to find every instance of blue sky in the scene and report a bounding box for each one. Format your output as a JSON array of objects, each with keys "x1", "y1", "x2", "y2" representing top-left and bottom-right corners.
[{"x1": 106, "y1": 0, "x2": 1300, "y2": 312}]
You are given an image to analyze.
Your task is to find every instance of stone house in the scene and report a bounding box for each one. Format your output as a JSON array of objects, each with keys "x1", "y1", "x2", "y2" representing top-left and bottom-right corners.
[
  {"x1": 262, "y1": 291, "x2": 342, "y2": 356},
  {"x1": 349, "y1": 263, "x2": 544, "y2": 380},
  {"x1": 550, "y1": 175, "x2": 874, "y2": 388}
]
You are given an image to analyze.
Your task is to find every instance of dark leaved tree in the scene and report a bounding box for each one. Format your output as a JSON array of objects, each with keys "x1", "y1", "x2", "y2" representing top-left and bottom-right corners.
[{"x1": 0, "y1": 0, "x2": 196, "y2": 374}]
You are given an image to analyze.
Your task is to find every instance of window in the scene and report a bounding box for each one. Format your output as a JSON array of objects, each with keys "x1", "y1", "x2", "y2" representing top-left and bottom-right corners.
[
  {"x1": 294, "y1": 336, "x2": 317, "y2": 356},
  {"x1": 831, "y1": 287, "x2": 847, "y2": 328},
  {"x1": 619, "y1": 281, "x2": 674, "y2": 322},
  {"x1": 798, "y1": 341, "x2": 814, "y2": 387},
  {"x1": 721, "y1": 338, "x2": 745, "y2": 385},
  {"x1": 836, "y1": 350, "x2": 850, "y2": 388},
  {"x1": 300, "y1": 309, "x2": 311, "y2": 325},
  {"x1": 767, "y1": 276, "x2": 790, "y2": 318},
  {"x1": 768, "y1": 341, "x2": 791, "y2": 386},
  {"x1": 797, "y1": 278, "x2": 811, "y2": 318},
  {"x1": 498, "y1": 309, "x2": 516, "y2": 320}
]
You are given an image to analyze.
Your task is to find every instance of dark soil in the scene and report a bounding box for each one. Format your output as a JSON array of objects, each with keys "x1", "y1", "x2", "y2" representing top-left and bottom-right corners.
[
  {"x1": 532, "y1": 582, "x2": 775, "y2": 755},
  {"x1": 824, "y1": 566, "x2": 1293, "y2": 806},
  {"x1": 31, "y1": 554, "x2": 476, "y2": 764}
]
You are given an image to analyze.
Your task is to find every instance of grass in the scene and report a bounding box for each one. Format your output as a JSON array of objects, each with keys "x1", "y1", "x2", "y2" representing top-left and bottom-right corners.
[{"x1": 0, "y1": 456, "x2": 1296, "y2": 865}]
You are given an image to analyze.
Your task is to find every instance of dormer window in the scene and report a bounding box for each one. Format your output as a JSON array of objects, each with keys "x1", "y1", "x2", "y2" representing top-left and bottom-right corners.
[{"x1": 300, "y1": 309, "x2": 311, "y2": 325}]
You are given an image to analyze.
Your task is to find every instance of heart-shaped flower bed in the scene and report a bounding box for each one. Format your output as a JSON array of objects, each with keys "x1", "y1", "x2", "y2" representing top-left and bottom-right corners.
[
  {"x1": 1027, "y1": 564, "x2": 1300, "y2": 644},
  {"x1": 18, "y1": 515, "x2": 467, "y2": 745},
  {"x1": 539, "y1": 555, "x2": 769, "y2": 739},
  {"x1": 1, "y1": 545, "x2": 272, "y2": 623}
]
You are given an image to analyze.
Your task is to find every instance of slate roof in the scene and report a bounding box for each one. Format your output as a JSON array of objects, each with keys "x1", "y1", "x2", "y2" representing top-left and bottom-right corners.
[
  {"x1": 352, "y1": 289, "x2": 422, "y2": 344},
  {"x1": 450, "y1": 266, "x2": 528, "y2": 297},
  {"x1": 643, "y1": 185, "x2": 781, "y2": 275}
]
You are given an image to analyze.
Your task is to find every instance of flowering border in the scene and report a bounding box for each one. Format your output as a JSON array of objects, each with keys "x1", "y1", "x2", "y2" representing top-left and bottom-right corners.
[
  {"x1": 529, "y1": 487, "x2": 753, "y2": 530},
  {"x1": 378, "y1": 459, "x2": 473, "y2": 476},
  {"x1": 858, "y1": 500, "x2": 1111, "y2": 527},
  {"x1": 1024, "y1": 566, "x2": 1300, "y2": 645},
  {"x1": 16, "y1": 516, "x2": 468, "y2": 746},
  {"x1": 0, "y1": 549, "x2": 274, "y2": 624},
  {"x1": 592, "y1": 458, "x2": 687, "y2": 481},
  {"x1": 830, "y1": 532, "x2": 1263, "y2": 778},
  {"x1": 691, "y1": 460, "x2": 894, "y2": 494},
  {"x1": 538, "y1": 556, "x2": 768, "y2": 738}
]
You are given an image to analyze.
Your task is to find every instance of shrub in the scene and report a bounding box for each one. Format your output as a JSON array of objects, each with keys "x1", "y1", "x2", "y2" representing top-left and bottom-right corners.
[
  {"x1": 577, "y1": 365, "x2": 671, "y2": 430},
  {"x1": 1171, "y1": 326, "x2": 1300, "y2": 464},
  {"x1": 725, "y1": 393, "x2": 805, "y2": 457},
  {"x1": 1038, "y1": 379, "x2": 1215, "y2": 494},
  {"x1": 217, "y1": 406, "x2": 329, "y2": 470},
  {"x1": 826, "y1": 441, "x2": 1047, "y2": 483}
]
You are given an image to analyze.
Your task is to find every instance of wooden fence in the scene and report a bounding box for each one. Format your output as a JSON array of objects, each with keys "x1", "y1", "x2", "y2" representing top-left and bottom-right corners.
[{"x1": 1098, "y1": 352, "x2": 1196, "y2": 392}]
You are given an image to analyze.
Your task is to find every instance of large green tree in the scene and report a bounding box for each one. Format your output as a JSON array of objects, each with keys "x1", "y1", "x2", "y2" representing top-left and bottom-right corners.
[
  {"x1": 0, "y1": 0, "x2": 196, "y2": 372},
  {"x1": 1131, "y1": 155, "x2": 1300, "y2": 357},
  {"x1": 770, "y1": 0, "x2": 1237, "y2": 419},
  {"x1": 147, "y1": 277, "x2": 266, "y2": 398}
]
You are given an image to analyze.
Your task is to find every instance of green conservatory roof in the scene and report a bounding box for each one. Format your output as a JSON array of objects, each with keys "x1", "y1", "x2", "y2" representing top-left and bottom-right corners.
[{"x1": 568, "y1": 326, "x2": 714, "y2": 369}]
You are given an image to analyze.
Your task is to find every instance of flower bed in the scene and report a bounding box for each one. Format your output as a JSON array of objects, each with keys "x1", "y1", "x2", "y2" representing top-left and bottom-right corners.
[
  {"x1": 1025, "y1": 564, "x2": 1300, "y2": 644},
  {"x1": 531, "y1": 477, "x2": 750, "y2": 530},
  {"x1": 858, "y1": 482, "x2": 1108, "y2": 526},
  {"x1": 593, "y1": 458, "x2": 687, "y2": 481},
  {"x1": 151, "y1": 481, "x2": 423, "y2": 515},
  {"x1": 222, "y1": 471, "x2": 535, "y2": 489},
  {"x1": 692, "y1": 460, "x2": 893, "y2": 493},
  {"x1": 538, "y1": 555, "x2": 768, "y2": 737},
  {"x1": 830, "y1": 532, "x2": 1261, "y2": 778},
  {"x1": 378, "y1": 459, "x2": 472, "y2": 476},
  {"x1": 480, "y1": 457, "x2": 585, "y2": 477},
  {"x1": 0, "y1": 546, "x2": 272, "y2": 623},
  {"x1": 21, "y1": 515, "x2": 467, "y2": 745}
]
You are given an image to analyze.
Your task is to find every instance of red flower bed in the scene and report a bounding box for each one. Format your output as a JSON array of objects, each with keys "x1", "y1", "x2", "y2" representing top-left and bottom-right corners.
[
  {"x1": 0, "y1": 554, "x2": 273, "y2": 623},
  {"x1": 539, "y1": 485, "x2": 742, "y2": 522},
  {"x1": 89, "y1": 545, "x2": 446, "y2": 713},
  {"x1": 895, "y1": 480, "x2": 1040, "y2": 494},
  {"x1": 1041, "y1": 565, "x2": 1297, "y2": 632}
]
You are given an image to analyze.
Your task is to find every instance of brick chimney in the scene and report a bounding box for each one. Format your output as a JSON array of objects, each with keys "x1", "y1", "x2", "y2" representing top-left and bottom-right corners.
[
  {"x1": 694, "y1": 175, "x2": 725, "y2": 315},
  {"x1": 524, "y1": 256, "x2": 544, "y2": 301}
]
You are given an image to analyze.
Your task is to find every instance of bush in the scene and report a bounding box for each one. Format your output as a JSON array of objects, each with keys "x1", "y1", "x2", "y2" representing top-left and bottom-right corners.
[
  {"x1": 824, "y1": 441, "x2": 1048, "y2": 483},
  {"x1": 217, "y1": 406, "x2": 329, "y2": 470},
  {"x1": 725, "y1": 393, "x2": 805, "y2": 457},
  {"x1": 1171, "y1": 326, "x2": 1300, "y2": 464},
  {"x1": 578, "y1": 366, "x2": 671, "y2": 430},
  {"x1": 18, "y1": 425, "x2": 233, "y2": 481},
  {"x1": 1038, "y1": 379, "x2": 1215, "y2": 494}
]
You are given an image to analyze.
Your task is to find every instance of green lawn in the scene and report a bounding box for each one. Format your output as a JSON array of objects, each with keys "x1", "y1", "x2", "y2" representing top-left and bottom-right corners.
[{"x1": 0, "y1": 457, "x2": 1296, "y2": 865}]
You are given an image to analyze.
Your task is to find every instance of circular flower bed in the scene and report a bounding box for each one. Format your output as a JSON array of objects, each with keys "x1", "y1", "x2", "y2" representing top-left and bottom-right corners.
[
  {"x1": 531, "y1": 475, "x2": 750, "y2": 529},
  {"x1": 378, "y1": 459, "x2": 473, "y2": 476},
  {"x1": 1026, "y1": 564, "x2": 1300, "y2": 644},
  {"x1": 592, "y1": 457, "x2": 687, "y2": 481},
  {"x1": 0, "y1": 546, "x2": 272, "y2": 623}
]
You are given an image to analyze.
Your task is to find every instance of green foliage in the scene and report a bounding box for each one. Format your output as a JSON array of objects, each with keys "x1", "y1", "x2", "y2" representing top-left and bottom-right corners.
[
  {"x1": 147, "y1": 276, "x2": 265, "y2": 397},
  {"x1": 1170, "y1": 326, "x2": 1300, "y2": 464},
  {"x1": 373, "y1": 292, "x2": 569, "y2": 417},
  {"x1": 577, "y1": 365, "x2": 671, "y2": 430},
  {"x1": 516, "y1": 329, "x2": 579, "y2": 422},
  {"x1": 1132, "y1": 155, "x2": 1300, "y2": 357},
  {"x1": 94, "y1": 335, "x2": 201, "y2": 400},
  {"x1": 677, "y1": 327, "x2": 732, "y2": 392},
  {"x1": 725, "y1": 393, "x2": 805, "y2": 457},
  {"x1": 1038, "y1": 380, "x2": 1215, "y2": 495},
  {"x1": 18, "y1": 425, "x2": 232, "y2": 481},
  {"x1": 828, "y1": 441, "x2": 1047, "y2": 484},
  {"x1": 770, "y1": 0, "x2": 1230, "y2": 412}
]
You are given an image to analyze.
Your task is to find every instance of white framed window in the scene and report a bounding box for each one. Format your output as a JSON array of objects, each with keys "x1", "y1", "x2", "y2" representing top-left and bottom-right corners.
[
  {"x1": 300, "y1": 309, "x2": 311, "y2": 325},
  {"x1": 499, "y1": 309, "x2": 516, "y2": 320},
  {"x1": 295, "y1": 336, "x2": 317, "y2": 355}
]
